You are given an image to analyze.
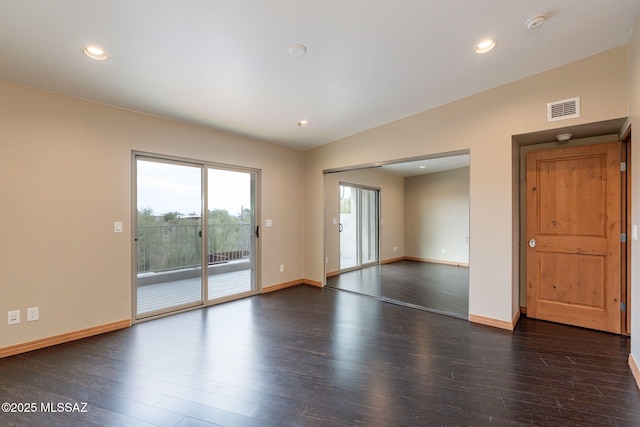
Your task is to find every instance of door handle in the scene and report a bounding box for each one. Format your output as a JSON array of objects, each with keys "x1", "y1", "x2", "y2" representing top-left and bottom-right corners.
[
  {"x1": 339, "y1": 223, "x2": 344, "y2": 233},
  {"x1": 255, "y1": 226, "x2": 259, "y2": 238},
  {"x1": 529, "y1": 239, "x2": 536, "y2": 248}
]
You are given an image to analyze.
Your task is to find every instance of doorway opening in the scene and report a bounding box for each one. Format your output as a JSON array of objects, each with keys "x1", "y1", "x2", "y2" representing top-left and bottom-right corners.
[
  {"x1": 513, "y1": 118, "x2": 631, "y2": 334},
  {"x1": 324, "y1": 152, "x2": 470, "y2": 319},
  {"x1": 133, "y1": 154, "x2": 259, "y2": 321}
]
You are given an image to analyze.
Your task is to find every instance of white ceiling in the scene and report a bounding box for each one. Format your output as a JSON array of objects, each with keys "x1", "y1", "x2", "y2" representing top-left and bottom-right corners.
[
  {"x1": 1, "y1": 1, "x2": 639, "y2": 151},
  {"x1": 382, "y1": 155, "x2": 470, "y2": 177}
]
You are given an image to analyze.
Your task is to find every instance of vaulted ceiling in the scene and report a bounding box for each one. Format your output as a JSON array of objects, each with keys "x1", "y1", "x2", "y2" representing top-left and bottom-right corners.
[{"x1": 1, "y1": 1, "x2": 639, "y2": 150}]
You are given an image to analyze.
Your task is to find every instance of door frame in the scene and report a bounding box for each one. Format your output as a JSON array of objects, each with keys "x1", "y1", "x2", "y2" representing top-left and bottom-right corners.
[
  {"x1": 525, "y1": 141, "x2": 622, "y2": 333},
  {"x1": 131, "y1": 151, "x2": 261, "y2": 323},
  {"x1": 622, "y1": 126, "x2": 632, "y2": 335},
  {"x1": 515, "y1": 122, "x2": 631, "y2": 334}
]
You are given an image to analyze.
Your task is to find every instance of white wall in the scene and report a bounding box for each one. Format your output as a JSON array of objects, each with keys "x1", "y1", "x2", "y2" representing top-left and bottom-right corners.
[{"x1": 404, "y1": 167, "x2": 469, "y2": 265}]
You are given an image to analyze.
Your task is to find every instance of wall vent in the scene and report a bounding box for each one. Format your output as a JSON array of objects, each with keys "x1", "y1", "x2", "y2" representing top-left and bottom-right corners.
[{"x1": 547, "y1": 97, "x2": 580, "y2": 122}]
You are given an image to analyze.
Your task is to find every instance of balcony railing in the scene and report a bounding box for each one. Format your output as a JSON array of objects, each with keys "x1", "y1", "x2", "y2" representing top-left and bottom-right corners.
[{"x1": 136, "y1": 223, "x2": 252, "y2": 274}]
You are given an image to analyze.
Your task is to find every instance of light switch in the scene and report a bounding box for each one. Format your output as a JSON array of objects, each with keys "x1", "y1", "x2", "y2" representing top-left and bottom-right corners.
[
  {"x1": 633, "y1": 224, "x2": 638, "y2": 241},
  {"x1": 332, "y1": 218, "x2": 337, "y2": 225},
  {"x1": 114, "y1": 221, "x2": 123, "y2": 233},
  {"x1": 265, "y1": 219, "x2": 273, "y2": 227}
]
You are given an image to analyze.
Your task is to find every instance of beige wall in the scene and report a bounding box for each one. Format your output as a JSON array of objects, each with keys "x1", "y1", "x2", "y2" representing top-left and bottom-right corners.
[
  {"x1": 380, "y1": 172, "x2": 405, "y2": 262},
  {"x1": 629, "y1": 16, "x2": 640, "y2": 361},
  {"x1": 1, "y1": 42, "x2": 635, "y2": 352},
  {"x1": 324, "y1": 168, "x2": 404, "y2": 274},
  {"x1": 0, "y1": 81, "x2": 305, "y2": 349},
  {"x1": 405, "y1": 167, "x2": 469, "y2": 264},
  {"x1": 304, "y1": 46, "x2": 629, "y2": 324}
]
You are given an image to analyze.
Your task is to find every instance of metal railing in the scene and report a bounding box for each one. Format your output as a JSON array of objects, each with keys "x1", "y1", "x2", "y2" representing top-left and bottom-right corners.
[{"x1": 136, "y1": 223, "x2": 252, "y2": 273}]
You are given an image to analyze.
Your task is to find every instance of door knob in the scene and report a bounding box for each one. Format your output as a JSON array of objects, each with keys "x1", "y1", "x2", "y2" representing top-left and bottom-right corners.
[{"x1": 529, "y1": 239, "x2": 536, "y2": 248}]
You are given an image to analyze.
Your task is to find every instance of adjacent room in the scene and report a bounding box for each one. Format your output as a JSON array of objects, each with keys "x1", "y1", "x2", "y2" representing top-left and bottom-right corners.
[{"x1": 325, "y1": 155, "x2": 470, "y2": 319}]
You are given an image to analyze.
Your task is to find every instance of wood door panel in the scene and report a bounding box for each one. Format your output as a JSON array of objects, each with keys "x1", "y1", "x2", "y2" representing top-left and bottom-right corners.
[
  {"x1": 526, "y1": 142, "x2": 621, "y2": 333},
  {"x1": 537, "y1": 156, "x2": 606, "y2": 236},
  {"x1": 537, "y1": 252, "x2": 605, "y2": 308},
  {"x1": 534, "y1": 302, "x2": 615, "y2": 332},
  {"x1": 535, "y1": 235, "x2": 607, "y2": 255}
]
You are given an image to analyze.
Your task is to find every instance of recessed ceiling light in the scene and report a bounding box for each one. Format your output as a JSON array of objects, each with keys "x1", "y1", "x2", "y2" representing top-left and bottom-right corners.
[
  {"x1": 289, "y1": 44, "x2": 307, "y2": 57},
  {"x1": 475, "y1": 40, "x2": 497, "y2": 54},
  {"x1": 297, "y1": 120, "x2": 310, "y2": 127},
  {"x1": 83, "y1": 46, "x2": 108, "y2": 61},
  {"x1": 419, "y1": 165, "x2": 427, "y2": 169}
]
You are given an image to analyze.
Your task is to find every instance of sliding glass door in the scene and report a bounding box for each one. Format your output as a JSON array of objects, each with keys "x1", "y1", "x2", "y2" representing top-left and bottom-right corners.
[
  {"x1": 135, "y1": 159, "x2": 203, "y2": 316},
  {"x1": 360, "y1": 188, "x2": 378, "y2": 265},
  {"x1": 339, "y1": 183, "x2": 379, "y2": 271},
  {"x1": 206, "y1": 168, "x2": 256, "y2": 302},
  {"x1": 134, "y1": 155, "x2": 258, "y2": 320}
]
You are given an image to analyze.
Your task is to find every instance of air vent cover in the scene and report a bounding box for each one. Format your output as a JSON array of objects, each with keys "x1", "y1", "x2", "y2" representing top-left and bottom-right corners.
[{"x1": 547, "y1": 97, "x2": 580, "y2": 122}]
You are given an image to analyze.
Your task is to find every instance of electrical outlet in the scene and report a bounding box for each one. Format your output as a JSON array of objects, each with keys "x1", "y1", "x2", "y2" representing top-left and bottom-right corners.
[
  {"x1": 27, "y1": 307, "x2": 39, "y2": 322},
  {"x1": 8, "y1": 310, "x2": 20, "y2": 325},
  {"x1": 280, "y1": 264, "x2": 284, "y2": 273}
]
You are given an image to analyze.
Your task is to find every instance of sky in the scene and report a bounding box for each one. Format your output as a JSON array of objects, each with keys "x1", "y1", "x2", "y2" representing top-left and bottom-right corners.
[{"x1": 136, "y1": 160, "x2": 251, "y2": 216}]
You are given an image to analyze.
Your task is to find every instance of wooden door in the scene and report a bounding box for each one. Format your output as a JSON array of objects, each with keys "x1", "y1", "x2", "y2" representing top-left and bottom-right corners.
[{"x1": 526, "y1": 142, "x2": 622, "y2": 333}]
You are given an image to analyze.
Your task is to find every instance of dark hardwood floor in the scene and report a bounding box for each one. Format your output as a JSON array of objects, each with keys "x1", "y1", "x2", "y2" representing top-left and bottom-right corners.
[
  {"x1": 326, "y1": 260, "x2": 469, "y2": 319},
  {"x1": 1, "y1": 285, "x2": 639, "y2": 426}
]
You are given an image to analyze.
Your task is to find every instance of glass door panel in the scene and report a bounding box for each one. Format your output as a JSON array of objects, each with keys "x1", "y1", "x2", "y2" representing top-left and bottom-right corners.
[
  {"x1": 135, "y1": 159, "x2": 203, "y2": 317},
  {"x1": 206, "y1": 168, "x2": 256, "y2": 301},
  {"x1": 361, "y1": 188, "x2": 378, "y2": 265},
  {"x1": 339, "y1": 184, "x2": 359, "y2": 270},
  {"x1": 340, "y1": 184, "x2": 379, "y2": 271}
]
